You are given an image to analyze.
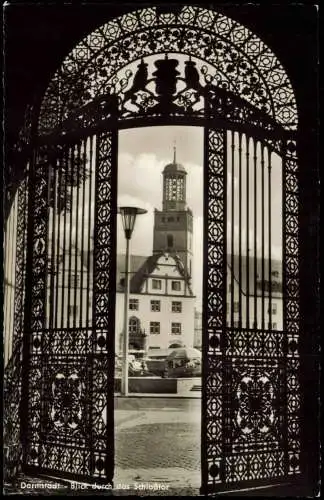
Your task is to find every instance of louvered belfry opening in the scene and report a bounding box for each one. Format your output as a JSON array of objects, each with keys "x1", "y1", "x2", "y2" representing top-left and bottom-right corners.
[{"x1": 3, "y1": 5, "x2": 303, "y2": 495}]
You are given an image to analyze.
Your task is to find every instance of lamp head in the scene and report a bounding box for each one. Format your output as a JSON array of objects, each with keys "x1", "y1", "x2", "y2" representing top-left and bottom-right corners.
[{"x1": 118, "y1": 206, "x2": 147, "y2": 239}]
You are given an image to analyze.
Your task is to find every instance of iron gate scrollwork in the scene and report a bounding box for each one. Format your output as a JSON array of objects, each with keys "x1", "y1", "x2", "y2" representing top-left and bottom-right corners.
[
  {"x1": 23, "y1": 131, "x2": 116, "y2": 483},
  {"x1": 4, "y1": 169, "x2": 29, "y2": 479},
  {"x1": 203, "y1": 128, "x2": 300, "y2": 493},
  {"x1": 8, "y1": 4, "x2": 302, "y2": 493}
]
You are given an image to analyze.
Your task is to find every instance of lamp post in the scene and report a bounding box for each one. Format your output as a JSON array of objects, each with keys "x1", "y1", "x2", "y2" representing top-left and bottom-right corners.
[{"x1": 119, "y1": 206, "x2": 147, "y2": 396}]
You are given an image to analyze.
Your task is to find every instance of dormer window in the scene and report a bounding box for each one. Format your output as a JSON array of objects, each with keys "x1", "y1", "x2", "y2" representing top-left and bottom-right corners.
[
  {"x1": 152, "y1": 279, "x2": 162, "y2": 290},
  {"x1": 171, "y1": 280, "x2": 181, "y2": 291}
]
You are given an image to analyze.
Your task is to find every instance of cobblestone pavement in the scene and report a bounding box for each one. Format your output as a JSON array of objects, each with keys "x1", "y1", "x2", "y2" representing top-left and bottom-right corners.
[
  {"x1": 4, "y1": 397, "x2": 202, "y2": 496},
  {"x1": 114, "y1": 397, "x2": 201, "y2": 495}
]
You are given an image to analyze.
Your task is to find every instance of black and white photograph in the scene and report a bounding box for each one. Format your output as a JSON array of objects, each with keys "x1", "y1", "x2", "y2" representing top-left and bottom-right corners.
[{"x1": 3, "y1": 2, "x2": 319, "y2": 497}]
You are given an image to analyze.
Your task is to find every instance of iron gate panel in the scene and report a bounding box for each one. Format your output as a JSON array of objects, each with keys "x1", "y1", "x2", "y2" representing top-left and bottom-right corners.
[
  {"x1": 23, "y1": 131, "x2": 116, "y2": 484},
  {"x1": 4, "y1": 170, "x2": 29, "y2": 479},
  {"x1": 203, "y1": 128, "x2": 300, "y2": 494}
]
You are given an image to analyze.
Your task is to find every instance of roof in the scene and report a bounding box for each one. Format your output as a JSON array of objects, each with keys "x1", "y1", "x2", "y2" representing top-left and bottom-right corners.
[
  {"x1": 163, "y1": 162, "x2": 187, "y2": 174},
  {"x1": 116, "y1": 254, "x2": 148, "y2": 293},
  {"x1": 227, "y1": 254, "x2": 282, "y2": 297},
  {"x1": 116, "y1": 252, "x2": 193, "y2": 294},
  {"x1": 72, "y1": 250, "x2": 282, "y2": 298}
]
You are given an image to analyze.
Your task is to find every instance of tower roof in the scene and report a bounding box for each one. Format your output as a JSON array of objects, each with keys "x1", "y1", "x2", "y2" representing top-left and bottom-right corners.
[
  {"x1": 163, "y1": 145, "x2": 187, "y2": 175},
  {"x1": 163, "y1": 162, "x2": 187, "y2": 174}
]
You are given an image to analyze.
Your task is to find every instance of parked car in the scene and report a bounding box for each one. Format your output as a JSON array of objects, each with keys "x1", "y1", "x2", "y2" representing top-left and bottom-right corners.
[
  {"x1": 164, "y1": 347, "x2": 202, "y2": 378},
  {"x1": 145, "y1": 357, "x2": 167, "y2": 377}
]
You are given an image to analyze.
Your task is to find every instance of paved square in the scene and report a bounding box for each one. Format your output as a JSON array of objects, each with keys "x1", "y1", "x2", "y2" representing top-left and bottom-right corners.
[{"x1": 114, "y1": 397, "x2": 201, "y2": 495}]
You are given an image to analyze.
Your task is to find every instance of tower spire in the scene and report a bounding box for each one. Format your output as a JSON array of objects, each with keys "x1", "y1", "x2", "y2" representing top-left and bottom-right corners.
[{"x1": 173, "y1": 141, "x2": 176, "y2": 163}]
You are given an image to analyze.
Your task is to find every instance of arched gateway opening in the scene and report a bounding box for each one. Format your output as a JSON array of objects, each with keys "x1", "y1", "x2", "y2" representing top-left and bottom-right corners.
[{"x1": 4, "y1": 5, "x2": 303, "y2": 495}]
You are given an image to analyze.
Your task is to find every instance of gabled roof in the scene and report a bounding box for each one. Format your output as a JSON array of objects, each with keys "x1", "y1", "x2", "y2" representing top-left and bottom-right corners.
[
  {"x1": 63, "y1": 249, "x2": 282, "y2": 298},
  {"x1": 116, "y1": 252, "x2": 194, "y2": 295}
]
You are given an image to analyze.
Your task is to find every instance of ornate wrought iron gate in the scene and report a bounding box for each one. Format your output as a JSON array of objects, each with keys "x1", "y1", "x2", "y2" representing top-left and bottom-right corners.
[
  {"x1": 21, "y1": 131, "x2": 117, "y2": 484},
  {"x1": 4, "y1": 5, "x2": 302, "y2": 494},
  {"x1": 203, "y1": 128, "x2": 300, "y2": 493}
]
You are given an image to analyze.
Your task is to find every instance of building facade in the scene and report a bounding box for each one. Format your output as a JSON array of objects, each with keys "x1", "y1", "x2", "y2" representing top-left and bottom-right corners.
[
  {"x1": 226, "y1": 254, "x2": 283, "y2": 330},
  {"x1": 191, "y1": 257, "x2": 283, "y2": 351},
  {"x1": 115, "y1": 252, "x2": 195, "y2": 354}
]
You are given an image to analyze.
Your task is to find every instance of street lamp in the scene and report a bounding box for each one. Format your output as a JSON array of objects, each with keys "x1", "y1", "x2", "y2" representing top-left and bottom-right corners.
[{"x1": 119, "y1": 206, "x2": 147, "y2": 396}]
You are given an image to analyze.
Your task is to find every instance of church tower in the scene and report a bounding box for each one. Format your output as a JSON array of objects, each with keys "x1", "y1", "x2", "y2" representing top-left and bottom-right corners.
[{"x1": 153, "y1": 147, "x2": 193, "y2": 278}]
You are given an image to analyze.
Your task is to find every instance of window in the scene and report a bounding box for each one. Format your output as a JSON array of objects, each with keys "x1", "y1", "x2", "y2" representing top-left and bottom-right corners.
[
  {"x1": 233, "y1": 302, "x2": 239, "y2": 312},
  {"x1": 167, "y1": 216, "x2": 174, "y2": 222},
  {"x1": 129, "y1": 298, "x2": 139, "y2": 310},
  {"x1": 171, "y1": 280, "x2": 181, "y2": 291},
  {"x1": 68, "y1": 305, "x2": 78, "y2": 316},
  {"x1": 172, "y1": 301, "x2": 182, "y2": 313},
  {"x1": 268, "y1": 303, "x2": 277, "y2": 314},
  {"x1": 167, "y1": 234, "x2": 174, "y2": 248},
  {"x1": 151, "y1": 300, "x2": 161, "y2": 312},
  {"x1": 152, "y1": 279, "x2": 162, "y2": 290},
  {"x1": 272, "y1": 270, "x2": 279, "y2": 278},
  {"x1": 150, "y1": 322, "x2": 160, "y2": 335},
  {"x1": 129, "y1": 317, "x2": 140, "y2": 334},
  {"x1": 171, "y1": 323, "x2": 181, "y2": 335}
]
